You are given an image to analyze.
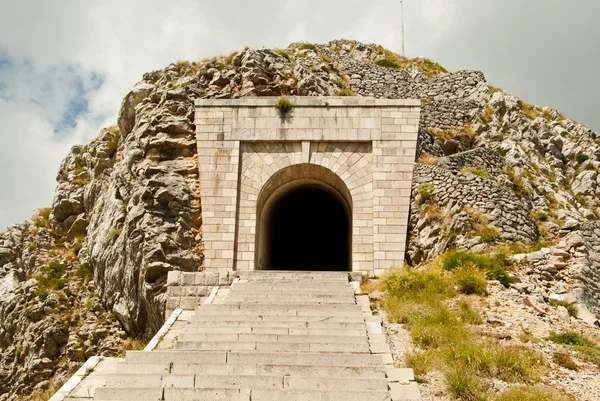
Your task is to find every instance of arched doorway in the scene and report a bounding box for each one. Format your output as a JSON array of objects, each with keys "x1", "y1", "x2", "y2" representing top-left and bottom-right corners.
[{"x1": 255, "y1": 165, "x2": 352, "y2": 271}]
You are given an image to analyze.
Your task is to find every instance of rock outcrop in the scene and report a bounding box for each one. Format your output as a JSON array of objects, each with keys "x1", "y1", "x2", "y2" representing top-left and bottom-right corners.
[{"x1": 1, "y1": 39, "x2": 600, "y2": 400}]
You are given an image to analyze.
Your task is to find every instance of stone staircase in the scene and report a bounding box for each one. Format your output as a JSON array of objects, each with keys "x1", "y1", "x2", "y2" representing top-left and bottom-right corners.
[{"x1": 86, "y1": 271, "x2": 420, "y2": 400}]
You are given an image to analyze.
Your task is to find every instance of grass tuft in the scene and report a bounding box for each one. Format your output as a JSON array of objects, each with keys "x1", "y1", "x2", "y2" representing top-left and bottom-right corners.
[
  {"x1": 454, "y1": 264, "x2": 488, "y2": 295},
  {"x1": 548, "y1": 332, "x2": 596, "y2": 347},
  {"x1": 494, "y1": 385, "x2": 573, "y2": 401},
  {"x1": 374, "y1": 59, "x2": 400, "y2": 69},
  {"x1": 552, "y1": 352, "x2": 578, "y2": 371},
  {"x1": 274, "y1": 96, "x2": 294, "y2": 116}
]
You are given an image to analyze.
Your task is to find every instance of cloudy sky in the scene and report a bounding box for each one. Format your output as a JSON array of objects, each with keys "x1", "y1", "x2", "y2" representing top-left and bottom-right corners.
[{"x1": 0, "y1": 0, "x2": 598, "y2": 230}]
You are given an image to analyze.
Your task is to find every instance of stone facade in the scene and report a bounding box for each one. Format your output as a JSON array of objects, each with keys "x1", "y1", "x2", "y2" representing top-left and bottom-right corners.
[{"x1": 195, "y1": 97, "x2": 420, "y2": 277}]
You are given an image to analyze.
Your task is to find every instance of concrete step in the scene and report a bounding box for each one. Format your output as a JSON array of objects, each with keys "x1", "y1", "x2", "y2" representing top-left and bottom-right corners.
[
  {"x1": 196, "y1": 304, "x2": 361, "y2": 312},
  {"x1": 248, "y1": 389, "x2": 390, "y2": 401},
  {"x1": 174, "y1": 340, "x2": 371, "y2": 353},
  {"x1": 193, "y1": 309, "x2": 363, "y2": 318},
  {"x1": 183, "y1": 323, "x2": 366, "y2": 333},
  {"x1": 222, "y1": 297, "x2": 356, "y2": 304},
  {"x1": 96, "y1": 387, "x2": 389, "y2": 401},
  {"x1": 100, "y1": 374, "x2": 388, "y2": 392},
  {"x1": 189, "y1": 315, "x2": 366, "y2": 323},
  {"x1": 177, "y1": 333, "x2": 368, "y2": 344},
  {"x1": 125, "y1": 351, "x2": 384, "y2": 366},
  {"x1": 185, "y1": 320, "x2": 366, "y2": 330},
  {"x1": 114, "y1": 362, "x2": 386, "y2": 378},
  {"x1": 225, "y1": 289, "x2": 355, "y2": 296}
]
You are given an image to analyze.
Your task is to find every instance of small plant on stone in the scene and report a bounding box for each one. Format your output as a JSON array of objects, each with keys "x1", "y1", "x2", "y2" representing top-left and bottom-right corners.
[
  {"x1": 575, "y1": 152, "x2": 590, "y2": 165},
  {"x1": 336, "y1": 88, "x2": 355, "y2": 96},
  {"x1": 417, "y1": 153, "x2": 437, "y2": 165},
  {"x1": 460, "y1": 167, "x2": 488, "y2": 179},
  {"x1": 555, "y1": 301, "x2": 578, "y2": 317},
  {"x1": 416, "y1": 184, "x2": 435, "y2": 206},
  {"x1": 274, "y1": 96, "x2": 294, "y2": 116}
]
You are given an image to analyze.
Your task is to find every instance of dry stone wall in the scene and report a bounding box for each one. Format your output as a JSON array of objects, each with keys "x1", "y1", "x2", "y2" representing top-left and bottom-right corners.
[
  {"x1": 408, "y1": 164, "x2": 539, "y2": 263},
  {"x1": 561, "y1": 222, "x2": 600, "y2": 316},
  {"x1": 435, "y1": 147, "x2": 505, "y2": 171}
]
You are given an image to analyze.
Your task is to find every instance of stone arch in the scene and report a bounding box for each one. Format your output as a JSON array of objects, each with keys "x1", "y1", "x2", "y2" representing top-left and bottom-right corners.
[
  {"x1": 234, "y1": 141, "x2": 374, "y2": 272},
  {"x1": 255, "y1": 164, "x2": 352, "y2": 271}
]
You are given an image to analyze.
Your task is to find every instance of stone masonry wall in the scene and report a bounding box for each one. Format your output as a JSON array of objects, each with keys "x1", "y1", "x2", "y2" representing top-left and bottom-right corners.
[
  {"x1": 195, "y1": 97, "x2": 420, "y2": 276},
  {"x1": 165, "y1": 271, "x2": 233, "y2": 317}
]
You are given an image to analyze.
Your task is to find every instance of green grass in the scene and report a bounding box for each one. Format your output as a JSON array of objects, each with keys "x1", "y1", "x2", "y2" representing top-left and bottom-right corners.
[
  {"x1": 274, "y1": 96, "x2": 294, "y2": 115},
  {"x1": 494, "y1": 385, "x2": 573, "y2": 401},
  {"x1": 584, "y1": 162, "x2": 597, "y2": 171},
  {"x1": 503, "y1": 166, "x2": 530, "y2": 196},
  {"x1": 379, "y1": 260, "x2": 546, "y2": 400},
  {"x1": 108, "y1": 227, "x2": 122, "y2": 243},
  {"x1": 549, "y1": 332, "x2": 597, "y2": 347},
  {"x1": 275, "y1": 49, "x2": 290, "y2": 60},
  {"x1": 555, "y1": 301, "x2": 578, "y2": 317},
  {"x1": 441, "y1": 250, "x2": 512, "y2": 287},
  {"x1": 457, "y1": 300, "x2": 483, "y2": 325},
  {"x1": 336, "y1": 88, "x2": 355, "y2": 96},
  {"x1": 575, "y1": 152, "x2": 590, "y2": 164},
  {"x1": 374, "y1": 59, "x2": 400, "y2": 69},
  {"x1": 460, "y1": 167, "x2": 488, "y2": 179},
  {"x1": 298, "y1": 42, "x2": 317, "y2": 51},
  {"x1": 454, "y1": 264, "x2": 487, "y2": 295},
  {"x1": 106, "y1": 126, "x2": 121, "y2": 158},
  {"x1": 552, "y1": 352, "x2": 578, "y2": 370}
]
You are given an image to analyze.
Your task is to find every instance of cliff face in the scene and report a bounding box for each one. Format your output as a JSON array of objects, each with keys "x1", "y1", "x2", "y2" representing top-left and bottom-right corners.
[{"x1": 1, "y1": 39, "x2": 600, "y2": 399}]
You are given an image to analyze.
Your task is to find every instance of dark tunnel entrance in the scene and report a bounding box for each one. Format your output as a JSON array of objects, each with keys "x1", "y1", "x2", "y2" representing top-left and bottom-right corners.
[{"x1": 265, "y1": 183, "x2": 351, "y2": 271}]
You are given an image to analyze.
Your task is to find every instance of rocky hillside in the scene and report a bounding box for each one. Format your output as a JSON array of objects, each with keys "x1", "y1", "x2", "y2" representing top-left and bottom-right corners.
[{"x1": 1, "y1": 39, "x2": 599, "y2": 400}]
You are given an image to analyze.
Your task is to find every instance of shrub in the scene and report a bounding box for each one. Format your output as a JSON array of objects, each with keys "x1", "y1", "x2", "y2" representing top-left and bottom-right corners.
[
  {"x1": 374, "y1": 59, "x2": 400, "y2": 69},
  {"x1": 575, "y1": 152, "x2": 590, "y2": 164},
  {"x1": 584, "y1": 162, "x2": 597, "y2": 171},
  {"x1": 549, "y1": 332, "x2": 596, "y2": 347},
  {"x1": 495, "y1": 385, "x2": 573, "y2": 401},
  {"x1": 454, "y1": 263, "x2": 488, "y2": 295},
  {"x1": 552, "y1": 352, "x2": 578, "y2": 370},
  {"x1": 274, "y1": 97, "x2": 294, "y2": 116}
]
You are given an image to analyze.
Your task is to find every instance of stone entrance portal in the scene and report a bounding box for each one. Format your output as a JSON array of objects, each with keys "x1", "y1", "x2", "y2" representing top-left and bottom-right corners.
[{"x1": 195, "y1": 97, "x2": 420, "y2": 277}]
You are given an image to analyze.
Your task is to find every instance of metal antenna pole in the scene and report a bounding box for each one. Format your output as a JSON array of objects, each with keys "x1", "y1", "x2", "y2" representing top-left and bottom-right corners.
[{"x1": 400, "y1": 0, "x2": 405, "y2": 56}]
